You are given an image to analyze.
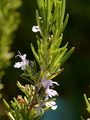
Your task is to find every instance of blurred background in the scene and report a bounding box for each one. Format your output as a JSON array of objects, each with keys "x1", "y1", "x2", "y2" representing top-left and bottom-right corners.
[{"x1": 0, "y1": 0, "x2": 90, "y2": 120}]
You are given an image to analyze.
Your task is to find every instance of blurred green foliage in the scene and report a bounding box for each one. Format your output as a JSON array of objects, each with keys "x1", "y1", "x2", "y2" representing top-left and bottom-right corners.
[
  {"x1": 0, "y1": 1, "x2": 22, "y2": 119},
  {"x1": 0, "y1": 0, "x2": 22, "y2": 79},
  {"x1": 0, "y1": 0, "x2": 22, "y2": 100}
]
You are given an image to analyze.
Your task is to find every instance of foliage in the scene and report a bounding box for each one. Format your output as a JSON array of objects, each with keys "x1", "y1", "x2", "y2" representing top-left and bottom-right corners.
[
  {"x1": 84, "y1": 94, "x2": 90, "y2": 114},
  {"x1": 81, "y1": 94, "x2": 90, "y2": 120},
  {"x1": 4, "y1": 0, "x2": 74, "y2": 120},
  {"x1": 0, "y1": 0, "x2": 22, "y2": 98},
  {"x1": 0, "y1": 0, "x2": 22, "y2": 79}
]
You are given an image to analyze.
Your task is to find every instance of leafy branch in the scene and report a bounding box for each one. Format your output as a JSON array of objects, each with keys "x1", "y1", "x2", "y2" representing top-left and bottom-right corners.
[{"x1": 3, "y1": 0, "x2": 75, "y2": 120}]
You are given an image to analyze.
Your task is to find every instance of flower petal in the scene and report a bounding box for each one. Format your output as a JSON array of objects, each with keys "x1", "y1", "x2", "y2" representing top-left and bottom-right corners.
[
  {"x1": 32, "y1": 26, "x2": 40, "y2": 32},
  {"x1": 45, "y1": 101, "x2": 57, "y2": 110},
  {"x1": 46, "y1": 88, "x2": 58, "y2": 98},
  {"x1": 14, "y1": 62, "x2": 22, "y2": 68},
  {"x1": 14, "y1": 52, "x2": 29, "y2": 70},
  {"x1": 51, "y1": 105, "x2": 57, "y2": 110}
]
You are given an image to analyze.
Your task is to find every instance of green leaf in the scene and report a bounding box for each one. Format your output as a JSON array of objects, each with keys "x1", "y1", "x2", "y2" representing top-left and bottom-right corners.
[
  {"x1": 36, "y1": 10, "x2": 44, "y2": 37},
  {"x1": 17, "y1": 81, "x2": 26, "y2": 95},
  {"x1": 48, "y1": 68, "x2": 64, "y2": 80},
  {"x1": 3, "y1": 99, "x2": 11, "y2": 110},
  {"x1": 8, "y1": 112, "x2": 15, "y2": 120},
  {"x1": 13, "y1": 97, "x2": 21, "y2": 110},
  {"x1": 60, "y1": 13, "x2": 69, "y2": 33},
  {"x1": 84, "y1": 94, "x2": 90, "y2": 113},
  {"x1": 53, "y1": 48, "x2": 67, "y2": 67},
  {"x1": 47, "y1": 0, "x2": 53, "y2": 23},
  {"x1": 36, "y1": 10, "x2": 41, "y2": 28},
  {"x1": 31, "y1": 43, "x2": 39, "y2": 64},
  {"x1": 53, "y1": 0, "x2": 58, "y2": 7},
  {"x1": 60, "y1": 47, "x2": 75, "y2": 66},
  {"x1": 52, "y1": 34, "x2": 63, "y2": 49},
  {"x1": 60, "y1": 0, "x2": 66, "y2": 27}
]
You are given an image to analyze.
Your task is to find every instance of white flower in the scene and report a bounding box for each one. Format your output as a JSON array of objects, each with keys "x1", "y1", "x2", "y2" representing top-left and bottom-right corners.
[
  {"x1": 45, "y1": 88, "x2": 58, "y2": 99},
  {"x1": 32, "y1": 26, "x2": 40, "y2": 32},
  {"x1": 14, "y1": 51, "x2": 29, "y2": 70},
  {"x1": 41, "y1": 79, "x2": 59, "y2": 99},
  {"x1": 35, "y1": 101, "x2": 57, "y2": 115},
  {"x1": 45, "y1": 101, "x2": 57, "y2": 110}
]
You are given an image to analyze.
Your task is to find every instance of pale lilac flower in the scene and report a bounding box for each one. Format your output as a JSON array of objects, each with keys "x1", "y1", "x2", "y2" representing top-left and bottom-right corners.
[
  {"x1": 14, "y1": 51, "x2": 29, "y2": 70},
  {"x1": 41, "y1": 79, "x2": 59, "y2": 99},
  {"x1": 45, "y1": 101, "x2": 57, "y2": 110},
  {"x1": 32, "y1": 26, "x2": 40, "y2": 32},
  {"x1": 45, "y1": 88, "x2": 58, "y2": 99},
  {"x1": 42, "y1": 79, "x2": 59, "y2": 89}
]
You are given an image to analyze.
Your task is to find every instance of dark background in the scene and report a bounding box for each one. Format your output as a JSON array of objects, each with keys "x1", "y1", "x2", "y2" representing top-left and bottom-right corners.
[{"x1": 0, "y1": 0, "x2": 90, "y2": 120}]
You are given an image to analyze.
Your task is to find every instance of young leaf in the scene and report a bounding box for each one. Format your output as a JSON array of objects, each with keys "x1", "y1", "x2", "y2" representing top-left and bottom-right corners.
[
  {"x1": 60, "y1": 47, "x2": 75, "y2": 66},
  {"x1": 31, "y1": 43, "x2": 39, "y2": 64}
]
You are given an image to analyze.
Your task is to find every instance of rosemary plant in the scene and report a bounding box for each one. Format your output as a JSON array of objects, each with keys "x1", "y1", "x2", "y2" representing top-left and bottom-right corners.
[
  {"x1": 81, "y1": 94, "x2": 90, "y2": 120},
  {"x1": 4, "y1": 0, "x2": 74, "y2": 119},
  {"x1": 0, "y1": 0, "x2": 22, "y2": 98},
  {"x1": 84, "y1": 94, "x2": 90, "y2": 114}
]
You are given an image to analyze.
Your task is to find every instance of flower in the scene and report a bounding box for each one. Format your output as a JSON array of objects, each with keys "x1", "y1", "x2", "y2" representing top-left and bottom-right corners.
[
  {"x1": 42, "y1": 79, "x2": 59, "y2": 89},
  {"x1": 45, "y1": 88, "x2": 58, "y2": 99},
  {"x1": 35, "y1": 100, "x2": 57, "y2": 115},
  {"x1": 45, "y1": 101, "x2": 57, "y2": 110},
  {"x1": 41, "y1": 79, "x2": 59, "y2": 99},
  {"x1": 32, "y1": 26, "x2": 40, "y2": 32},
  {"x1": 14, "y1": 51, "x2": 29, "y2": 70}
]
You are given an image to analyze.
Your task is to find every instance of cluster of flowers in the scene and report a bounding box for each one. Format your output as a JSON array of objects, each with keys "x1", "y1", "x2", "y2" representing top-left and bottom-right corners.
[
  {"x1": 13, "y1": 25, "x2": 59, "y2": 116},
  {"x1": 14, "y1": 50, "x2": 58, "y2": 115}
]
